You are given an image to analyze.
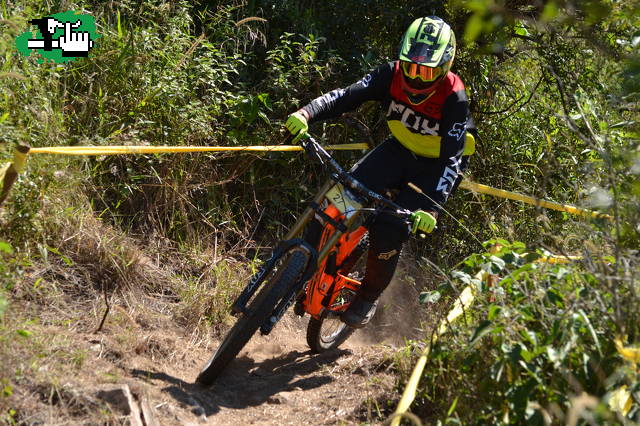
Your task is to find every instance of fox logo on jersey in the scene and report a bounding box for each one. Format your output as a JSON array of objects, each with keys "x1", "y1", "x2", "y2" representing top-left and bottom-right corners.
[
  {"x1": 448, "y1": 122, "x2": 466, "y2": 141},
  {"x1": 436, "y1": 156, "x2": 461, "y2": 196}
]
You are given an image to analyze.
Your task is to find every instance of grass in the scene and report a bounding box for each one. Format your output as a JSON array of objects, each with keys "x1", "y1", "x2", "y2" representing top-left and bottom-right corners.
[
  {"x1": 0, "y1": 154, "x2": 255, "y2": 424},
  {"x1": 0, "y1": 237, "x2": 251, "y2": 423}
]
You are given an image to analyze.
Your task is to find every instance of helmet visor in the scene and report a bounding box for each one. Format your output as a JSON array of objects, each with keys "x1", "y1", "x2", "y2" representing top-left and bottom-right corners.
[{"x1": 401, "y1": 61, "x2": 442, "y2": 83}]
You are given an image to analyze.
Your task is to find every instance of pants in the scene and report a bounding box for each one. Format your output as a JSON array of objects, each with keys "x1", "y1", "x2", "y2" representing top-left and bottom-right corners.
[{"x1": 349, "y1": 138, "x2": 467, "y2": 302}]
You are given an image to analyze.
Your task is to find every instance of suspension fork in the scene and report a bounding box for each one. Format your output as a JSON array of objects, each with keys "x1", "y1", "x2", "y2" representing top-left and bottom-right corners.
[
  {"x1": 261, "y1": 185, "x2": 364, "y2": 334},
  {"x1": 260, "y1": 220, "x2": 359, "y2": 335},
  {"x1": 233, "y1": 182, "x2": 332, "y2": 315},
  {"x1": 259, "y1": 241, "x2": 319, "y2": 335},
  {"x1": 231, "y1": 239, "x2": 313, "y2": 315}
]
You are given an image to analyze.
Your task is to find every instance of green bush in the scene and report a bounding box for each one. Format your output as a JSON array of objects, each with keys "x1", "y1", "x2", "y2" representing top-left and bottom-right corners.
[{"x1": 410, "y1": 239, "x2": 639, "y2": 424}]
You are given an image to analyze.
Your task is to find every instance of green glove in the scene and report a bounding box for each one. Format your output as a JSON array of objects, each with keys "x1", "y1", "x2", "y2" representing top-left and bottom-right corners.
[
  {"x1": 285, "y1": 111, "x2": 309, "y2": 141},
  {"x1": 411, "y1": 210, "x2": 437, "y2": 235}
]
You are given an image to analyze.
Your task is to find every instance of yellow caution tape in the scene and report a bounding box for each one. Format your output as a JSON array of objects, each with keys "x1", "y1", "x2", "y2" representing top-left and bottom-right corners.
[
  {"x1": 384, "y1": 411, "x2": 423, "y2": 426},
  {"x1": 536, "y1": 255, "x2": 582, "y2": 264},
  {"x1": 12, "y1": 147, "x2": 29, "y2": 173},
  {"x1": 3, "y1": 143, "x2": 614, "y2": 226},
  {"x1": 458, "y1": 180, "x2": 613, "y2": 221},
  {"x1": 609, "y1": 385, "x2": 633, "y2": 417},
  {"x1": 28, "y1": 143, "x2": 370, "y2": 156},
  {"x1": 615, "y1": 337, "x2": 640, "y2": 365},
  {"x1": 391, "y1": 282, "x2": 479, "y2": 426},
  {"x1": 610, "y1": 338, "x2": 639, "y2": 416}
]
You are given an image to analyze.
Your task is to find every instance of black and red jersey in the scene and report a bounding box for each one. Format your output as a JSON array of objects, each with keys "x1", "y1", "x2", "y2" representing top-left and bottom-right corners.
[
  {"x1": 300, "y1": 61, "x2": 475, "y2": 208},
  {"x1": 301, "y1": 61, "x2": 475, "y2": 160}
]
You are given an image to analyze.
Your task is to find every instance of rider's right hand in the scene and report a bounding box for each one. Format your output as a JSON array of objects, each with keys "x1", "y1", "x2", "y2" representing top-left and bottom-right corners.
[
  {"x1": 411, "y1": 210, "x2": 437, "y2": 236},
  {"x1": 285, "y1": 110, "x2": 309, "y2": 142}
]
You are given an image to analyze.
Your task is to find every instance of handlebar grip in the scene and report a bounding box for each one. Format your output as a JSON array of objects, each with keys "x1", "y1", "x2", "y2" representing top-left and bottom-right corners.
[{"x1": 282, "y1": 132, "x2": 296, "y2": 145}]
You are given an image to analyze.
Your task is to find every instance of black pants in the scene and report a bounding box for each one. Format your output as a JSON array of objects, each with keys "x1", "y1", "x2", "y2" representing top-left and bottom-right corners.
[{"x1": 349, "y1": 138, "x2": 467, "y2": 302}]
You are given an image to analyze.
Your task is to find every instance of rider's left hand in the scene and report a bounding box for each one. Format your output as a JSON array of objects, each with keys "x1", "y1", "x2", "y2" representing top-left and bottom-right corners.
[{"x1": 411, "y1": 210, "x2": 437, "y2": 235}]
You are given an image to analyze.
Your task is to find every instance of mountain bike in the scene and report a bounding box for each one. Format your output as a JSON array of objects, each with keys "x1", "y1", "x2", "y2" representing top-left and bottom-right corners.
[{"x1": 196, "y1": 135, "x2": 421, "y2": 386}]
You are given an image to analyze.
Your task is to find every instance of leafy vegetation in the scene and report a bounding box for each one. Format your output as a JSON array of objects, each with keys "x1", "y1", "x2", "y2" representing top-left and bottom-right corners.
[
  {"x1": 0, "y1": 0, "x2": 638, "y2": 424},
  {"x1": 414, "y1": 239, "x2": 638, "y2": 423}
]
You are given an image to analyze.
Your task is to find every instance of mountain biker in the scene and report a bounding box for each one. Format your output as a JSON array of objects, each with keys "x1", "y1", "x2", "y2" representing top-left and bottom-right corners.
[{"x1": 285, "y1": 16, "x2": 476, "y2": 328}]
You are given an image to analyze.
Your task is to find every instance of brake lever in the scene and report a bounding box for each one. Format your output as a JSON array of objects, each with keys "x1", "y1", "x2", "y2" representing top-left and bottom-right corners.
[{"x1": 301, "y1": 136, "x2": 326, "y2": 167}]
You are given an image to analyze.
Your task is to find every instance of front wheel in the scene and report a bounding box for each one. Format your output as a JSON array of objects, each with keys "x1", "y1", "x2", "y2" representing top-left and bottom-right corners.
[{"x1": 196, "y1": 248, "x2": 308, "y2": 386}]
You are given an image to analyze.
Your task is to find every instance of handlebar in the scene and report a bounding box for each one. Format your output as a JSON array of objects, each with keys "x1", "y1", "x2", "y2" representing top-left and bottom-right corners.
[{"x1": 299, "y1": 135, "x2": 413, "y2": 220}]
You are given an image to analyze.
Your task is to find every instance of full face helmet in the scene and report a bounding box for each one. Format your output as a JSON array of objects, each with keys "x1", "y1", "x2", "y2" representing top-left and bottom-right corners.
[{"x1": 398, "y1": 16, "x2": 456, "y2": 96}]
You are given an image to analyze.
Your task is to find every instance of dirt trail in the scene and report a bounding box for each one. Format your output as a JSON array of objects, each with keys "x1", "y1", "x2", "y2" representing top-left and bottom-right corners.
[
  {"x1": 127, "y1": 270, "x2": 431, "y2": 425},
  {"x1": 4, "y1": 253, "x2": 438, "y2": 425}
]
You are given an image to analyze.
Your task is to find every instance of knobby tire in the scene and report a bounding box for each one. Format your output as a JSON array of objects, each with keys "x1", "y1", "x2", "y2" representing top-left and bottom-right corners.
[{"x1": 196, "y1": 249, "x2": 308, "y2": 385}]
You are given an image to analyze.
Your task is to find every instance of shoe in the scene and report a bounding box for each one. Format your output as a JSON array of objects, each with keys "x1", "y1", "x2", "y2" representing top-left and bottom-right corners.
[{"x1": 341, "y1": 297, "x2": 378, "y2": 329}]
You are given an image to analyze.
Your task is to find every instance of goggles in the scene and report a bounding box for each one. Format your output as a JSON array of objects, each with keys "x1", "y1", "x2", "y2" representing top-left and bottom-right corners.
[{"x1": 400, "y1": 61, "x2": 442, "y2": 82}]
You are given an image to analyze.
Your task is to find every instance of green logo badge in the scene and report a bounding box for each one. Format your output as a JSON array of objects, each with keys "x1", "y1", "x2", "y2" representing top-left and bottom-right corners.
[{"x1": 15, "y1": 11, "x2": 98, "y2": 63}]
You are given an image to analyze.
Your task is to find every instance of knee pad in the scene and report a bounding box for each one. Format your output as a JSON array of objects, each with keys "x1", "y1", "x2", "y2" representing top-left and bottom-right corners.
[
  {"x1": 358, "y1": 215, "x2": 407, "y2": 302},
  {"x1": 368, "y1": 214, "x2": 410, "y2": 260}
]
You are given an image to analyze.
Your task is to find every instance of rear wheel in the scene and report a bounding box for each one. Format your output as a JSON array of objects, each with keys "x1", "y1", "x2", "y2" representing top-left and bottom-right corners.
[
  {"x1": 306, "y1": 310, "x2": 355, "y2": 353},
  {"x1": 306, "y1": 233, "x2": 369, "y2": 353},
  {"x1": 196, "y1": 248, "x2": 308, "y2": 385}
]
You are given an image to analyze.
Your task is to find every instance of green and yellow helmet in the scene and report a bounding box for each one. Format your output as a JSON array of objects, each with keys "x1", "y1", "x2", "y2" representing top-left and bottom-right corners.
[{"x1": 398, "y1": 17, "x2": 456, "y2": 92}]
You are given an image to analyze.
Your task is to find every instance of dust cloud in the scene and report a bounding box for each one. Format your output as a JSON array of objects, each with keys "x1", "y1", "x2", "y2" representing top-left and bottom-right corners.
[{"x1": 350, "y1": 259, "x2": 438, "y2": 349}]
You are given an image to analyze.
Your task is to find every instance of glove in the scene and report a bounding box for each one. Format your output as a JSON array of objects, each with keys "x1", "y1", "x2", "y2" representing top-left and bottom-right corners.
[
  {"x1": 411, "y1": 210, "x2": 437, "y2": 235},
  {"x1": 285, "y1": 111, "x2": 309, "y2": 142}
]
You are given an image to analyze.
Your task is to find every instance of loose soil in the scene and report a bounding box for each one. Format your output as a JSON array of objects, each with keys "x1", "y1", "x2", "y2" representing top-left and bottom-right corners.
[
  {"x1": 147, "y1": 317, "x2": 400, "y2": 425},
  {"x1": 129, "y1": 270, "x2": 430, "y2": 426},
  {"x1": 4, "y1": 262, "x2": 437, "y2": 425}
]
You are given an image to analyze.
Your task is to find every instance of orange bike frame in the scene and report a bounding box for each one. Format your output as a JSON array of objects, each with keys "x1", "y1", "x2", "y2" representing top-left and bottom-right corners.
[{"x1": 303, "y1": 204, "x2": 367, "y2": 319}]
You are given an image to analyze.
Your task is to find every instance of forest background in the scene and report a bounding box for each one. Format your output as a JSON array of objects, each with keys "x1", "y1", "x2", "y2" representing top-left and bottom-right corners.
[{"x1": 0, "y1": 0, "x2": 639, "y2": 424}]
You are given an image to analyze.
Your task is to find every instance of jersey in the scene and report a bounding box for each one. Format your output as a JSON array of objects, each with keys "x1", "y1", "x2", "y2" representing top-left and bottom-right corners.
[
  {"x1": 301, "y1": 61, "x2": 474, "y2": 156},
  {"x1": 300, "y1": 61, "x2": 474, "y2": 207}
]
